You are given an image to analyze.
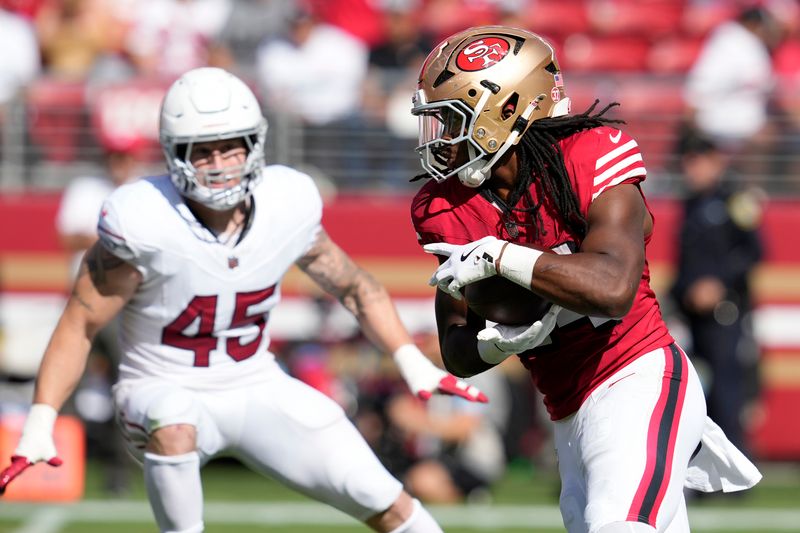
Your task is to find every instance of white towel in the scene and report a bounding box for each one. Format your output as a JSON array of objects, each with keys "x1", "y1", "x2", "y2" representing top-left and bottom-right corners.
[{"x1": 685, "y1": 416, "x2": 763, "y2": 492}]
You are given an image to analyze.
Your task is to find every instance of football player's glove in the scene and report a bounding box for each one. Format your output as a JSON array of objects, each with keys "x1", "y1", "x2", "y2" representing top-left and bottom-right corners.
[
  {"x1": 425, "y1": 237, "x2": 544, "y2": 298},
  {"x1": 0, "y1": 404, "x2": 63, "y2": 495},
  {"x1": 477, "y1": 305, "x2": 562, "y2": 364},
  {"x1": 424, "y1": 236, "x2": 506, "y2": 299},
  {"x1": 393, "y1": 344, "x2": 488, "y2": 402}
]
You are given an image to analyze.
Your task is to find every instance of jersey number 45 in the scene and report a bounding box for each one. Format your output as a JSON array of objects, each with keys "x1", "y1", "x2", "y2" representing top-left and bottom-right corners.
[{"x1": 161, "y1": 286, "x2": 276, "y2": 367}]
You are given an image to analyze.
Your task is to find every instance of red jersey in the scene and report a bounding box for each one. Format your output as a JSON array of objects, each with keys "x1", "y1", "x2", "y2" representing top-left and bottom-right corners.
[{"x1": 411, "y1": 126, "x2": 673, "y2": 420}]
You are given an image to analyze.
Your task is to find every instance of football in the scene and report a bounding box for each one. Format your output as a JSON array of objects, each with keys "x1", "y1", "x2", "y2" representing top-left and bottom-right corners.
[{"x1": 463, "y1": 244, "x2": 554, "y2": 325}]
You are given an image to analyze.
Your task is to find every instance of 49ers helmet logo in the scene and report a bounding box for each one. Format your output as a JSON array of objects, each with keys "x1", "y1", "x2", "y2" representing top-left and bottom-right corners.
[{"x1": 456, "y1": 37, "x2": 510, "y2": 71}]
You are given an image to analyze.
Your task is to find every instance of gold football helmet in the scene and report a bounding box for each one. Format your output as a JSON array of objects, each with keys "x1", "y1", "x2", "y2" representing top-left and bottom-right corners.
[{"x1": 412, "y1": 26, "x2": 570, "y2": 187}]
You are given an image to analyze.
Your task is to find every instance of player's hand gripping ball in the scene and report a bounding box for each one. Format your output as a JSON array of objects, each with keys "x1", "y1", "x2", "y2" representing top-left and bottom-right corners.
[{"x1": 424, "y1": 238, "x2": 554, "y2": 326}]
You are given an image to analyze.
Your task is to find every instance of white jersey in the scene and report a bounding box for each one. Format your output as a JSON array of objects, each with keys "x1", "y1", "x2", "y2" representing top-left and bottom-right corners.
[{"x1": 97, "y1": 165, "x2": 322, "y2": 389}]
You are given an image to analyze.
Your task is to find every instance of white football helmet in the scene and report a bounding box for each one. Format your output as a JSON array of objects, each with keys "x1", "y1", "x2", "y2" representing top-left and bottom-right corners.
[
  {"x1": 412, "y1": 26, "x2": 571, "y2": 187},
  {"x1": 160, "y1": 67, "x2": 268, "y2": 210}
]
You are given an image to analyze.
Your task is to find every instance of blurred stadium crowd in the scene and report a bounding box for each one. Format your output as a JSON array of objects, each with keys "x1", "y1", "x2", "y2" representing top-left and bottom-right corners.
[
  {"x1": 0, "y1": 0, "x2": 797, "y2": 504},
  {"x1": 2, "y1": 0, "x2": 800, "y2": 194}
]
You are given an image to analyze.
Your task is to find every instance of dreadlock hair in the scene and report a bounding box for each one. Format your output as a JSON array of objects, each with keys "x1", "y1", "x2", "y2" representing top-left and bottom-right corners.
[{"x1": 512, "y1": 100, "x2": 624, "y2": 239}]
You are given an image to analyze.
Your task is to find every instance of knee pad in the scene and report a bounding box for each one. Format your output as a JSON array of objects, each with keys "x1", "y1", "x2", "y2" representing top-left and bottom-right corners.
[
  {"x1": 145, "y1": 389, "x2": 200, "y2": 432},
  {"x1": 343, "y1": 463, "x2": 403, "y2": 521}
]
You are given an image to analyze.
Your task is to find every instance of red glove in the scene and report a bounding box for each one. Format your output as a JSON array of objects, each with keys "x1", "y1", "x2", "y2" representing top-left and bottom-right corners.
[
  {"x1": 393, "y1": 344, "x2": 488, "y2": 403},
  {"x1": 0, "y1": 455, "x2": 62, "y2": 495}
]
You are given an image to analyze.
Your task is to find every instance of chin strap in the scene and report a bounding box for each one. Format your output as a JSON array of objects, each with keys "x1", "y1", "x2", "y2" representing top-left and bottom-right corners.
[{"x1": 457, "y1": 100, "x2": 538, "y2": 188}]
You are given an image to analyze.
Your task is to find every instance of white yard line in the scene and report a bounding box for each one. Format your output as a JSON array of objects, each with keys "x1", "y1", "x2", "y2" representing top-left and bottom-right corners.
[
  {"x1": 3, "y1": 501, "x2": 800, "y2": 530},
  {"x1": 11, "y1": 508, "x2": 68, "y2": 533}
]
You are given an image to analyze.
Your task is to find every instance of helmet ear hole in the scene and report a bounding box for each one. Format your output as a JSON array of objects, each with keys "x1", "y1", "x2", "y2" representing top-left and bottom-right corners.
[
  {"x1": 175, "y1": 143, "x2": 190, "y2": 161},
  {"x1": 502, "y1": 93, "x2": 519, "y2": 119}
]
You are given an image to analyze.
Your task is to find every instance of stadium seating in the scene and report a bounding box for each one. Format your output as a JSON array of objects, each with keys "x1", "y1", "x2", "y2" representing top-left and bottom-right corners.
[{"x1": 26, "y1": 79, "x2": 87, "y2": 163}]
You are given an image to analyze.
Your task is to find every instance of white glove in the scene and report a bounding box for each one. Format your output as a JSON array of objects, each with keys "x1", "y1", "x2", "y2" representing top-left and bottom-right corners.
[
  {"x1": 15, "y1": 404, "x2": 59, "y2": 463},
  {"x1": 423, "y1": 236, "x2": 506, "y2": 299},
  {"x1": 393, "y1": 344, "x2": 487, "y2": 402},
  {"x1": 476, "y1": 305, "x2": 562, "y2": 364},
  {"x1": 0, "y1": 404, "x2": 62, "y2": 495}
]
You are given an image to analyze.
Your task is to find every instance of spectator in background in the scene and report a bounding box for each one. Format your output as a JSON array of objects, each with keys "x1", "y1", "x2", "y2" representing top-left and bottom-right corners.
[
  {"x1": 256, "y1": 5, "x2": 367, "y2": 127},
  {"x1": 386, "y1": 333, "x2": 510, "y2": 504},
  {"x1": 34, "y1": 0, "x2": 133, "y2": 81},
  {"x1": 0, "y1": 6, "x2": 40, "y2": 110},
  {"x1": 124, "y1": 0, "x2": 233, "y2": 79},
  {"x1": 361, "y1": 0, "x2": 433, "y2": 189},
  {"x1": 255, "y1": 4, "x2": 368, "y2": 187},
  {"x1": 55, "y1": 144, "x2": 142, "y2": 494},
  {"x1": 368, "y1": 1, "x2": 431, "y2": 73},
  {"x1": 56, "y1": 147, "x2": 142, "y2": 275},
  {"x1": 670, "y1": 134, "x2": 764, "y2": 455},
  {"x1": 682, "y1": 6, "x2": 781, "y2": 182},
  {"x1": 214, "y1": 0, "x2": 297, "y2": 68}
]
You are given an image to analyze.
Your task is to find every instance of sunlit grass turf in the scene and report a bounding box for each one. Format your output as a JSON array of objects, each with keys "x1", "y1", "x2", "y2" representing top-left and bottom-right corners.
[
  {"x1": 6, "y1": 526, "x2": 558, "y2": 533},
  {"x1": 82, "y1": 457, "x2": 800, "y2": 508},
  {"x1": 0, "y1": 459, "x2": 797, "y2": 532},
  {"x1": 82, "y1": 456, "x2": 566, "y2": 504}
]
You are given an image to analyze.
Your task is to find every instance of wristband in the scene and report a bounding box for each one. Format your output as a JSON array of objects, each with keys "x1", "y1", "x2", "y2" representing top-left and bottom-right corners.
[
  {"x1": 392, "y1": 344, "x2": 428, "y2": 370},
  {"x1": 497, "y1": 243, "x2": 542, "y2": 288},
  {"x1": 25, "y1": 404, "x2": 58, "y2": 435}
]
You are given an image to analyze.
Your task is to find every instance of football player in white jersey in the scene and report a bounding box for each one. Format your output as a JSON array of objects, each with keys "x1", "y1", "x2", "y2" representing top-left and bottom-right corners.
[{"x1": 0, "y1": 67, "x2": 487, "y2": 533}]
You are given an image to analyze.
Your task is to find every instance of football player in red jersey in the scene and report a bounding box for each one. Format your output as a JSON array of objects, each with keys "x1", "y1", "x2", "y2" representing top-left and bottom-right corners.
[{"x1": 411, "y1": 26, "x2": 761, "y2": 533}]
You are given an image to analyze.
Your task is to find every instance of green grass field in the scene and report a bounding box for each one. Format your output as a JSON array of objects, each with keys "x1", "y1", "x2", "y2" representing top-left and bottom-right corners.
[{"x1": 1, "y1": 459, "x2": 798, "y2": 532}]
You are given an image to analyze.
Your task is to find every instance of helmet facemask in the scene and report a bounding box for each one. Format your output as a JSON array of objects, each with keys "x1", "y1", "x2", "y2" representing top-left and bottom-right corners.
[
  {"x1": 413, "y1": 89, "x2": 491, "y2": 184},
  {"x1": 163, "y1": 124, "x2": 267, "y2": 211}
]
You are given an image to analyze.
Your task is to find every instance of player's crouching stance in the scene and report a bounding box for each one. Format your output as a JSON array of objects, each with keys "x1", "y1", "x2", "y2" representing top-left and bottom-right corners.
[
  {"x1": 410, "y1": 27, "x2": 761, "y2": 532},
  {"x1": 0, "y1": 67, "x2": 486, "y2": 533}
]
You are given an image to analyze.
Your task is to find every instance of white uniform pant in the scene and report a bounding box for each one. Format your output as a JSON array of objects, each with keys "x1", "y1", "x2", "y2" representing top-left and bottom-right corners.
[
  {"x1": 555, "y1": 344, "x2": 706, "y2": 533},
  {"x1": 113, "y1": 364, "x2": 403, "y2": 521}
]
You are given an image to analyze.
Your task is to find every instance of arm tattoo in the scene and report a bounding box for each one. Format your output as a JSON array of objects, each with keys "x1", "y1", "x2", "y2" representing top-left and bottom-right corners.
[
  {"x1": 71, "y1": 289, "x2": 93, "y2": 311},
  {"x1": 297, "y1": 231, "x2": 387, "y2": 315}
]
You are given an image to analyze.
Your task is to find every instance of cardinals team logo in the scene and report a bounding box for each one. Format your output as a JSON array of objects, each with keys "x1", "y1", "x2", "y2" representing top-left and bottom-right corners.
[{"x1": 456, "y1": 37, "x2": 510, "y2": 72}]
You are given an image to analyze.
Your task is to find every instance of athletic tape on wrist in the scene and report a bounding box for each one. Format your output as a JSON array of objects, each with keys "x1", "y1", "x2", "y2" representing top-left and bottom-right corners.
[
  {"x1": 497, "y1": 243, "x2": 542, "y2": 288},
  {"x1": 26, "y1": 404, "x2": 58, "y2": 434},
  {"x1": 393, "y1": 344, "x2": 426, "y2": 368}
]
